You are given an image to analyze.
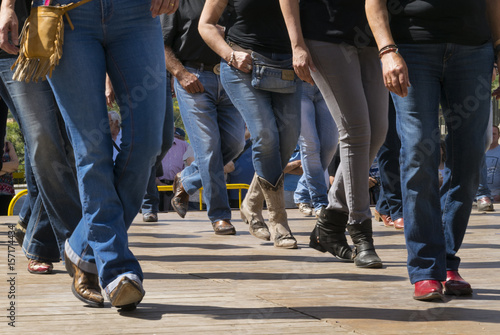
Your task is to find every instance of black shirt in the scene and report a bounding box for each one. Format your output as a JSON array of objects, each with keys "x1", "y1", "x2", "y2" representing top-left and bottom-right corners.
[
  {"x1": 225, "y1": 0, "x2": 291, "y2": 54},
  {"x1": 300, "y1": 0, "x2": 375, "y2": 47},
  {"x1": 0, "y1": 0, "x2": 31, "y2": 59},
  {"x1": 389, "y1": 0, "x2": 490, "y2": 45},
  {"x1": 161, "y1": 0, "x2": 220, "y2": 65}
]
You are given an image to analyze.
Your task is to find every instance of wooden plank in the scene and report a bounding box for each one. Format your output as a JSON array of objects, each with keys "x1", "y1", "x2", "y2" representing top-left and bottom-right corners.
[{"x1": 1, "y1": 209, "x2": 500, "y2": 334}]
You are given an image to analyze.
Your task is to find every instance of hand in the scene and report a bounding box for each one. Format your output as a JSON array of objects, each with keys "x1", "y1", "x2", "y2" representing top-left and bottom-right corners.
[
  {"x1": 150, "y1": 0, "x2": 179, "y2": 18},
  {"x1": 170, "y1": 76, "x2": 176, "y2": 98},
  {"x1": 292, "y1": 45, "x2": 315, "y2": 85},
  {"x1": 230, "y1": 51, "x2": 253, "y2": 74},
  {"x1": 368, "y1": 177, "x2": 378, "y2": 188},
  {"x1": 380, "y1": 51, "x2": 410, "y2": 97},
  {"x1": 492, "y1": 86, "x2": 500, "y2": 100},
  {"x1": 177, "y1": 69, "x2": 204, "y2": 93},
  {"x1": 0, "y1": 6, "x2": 19, "y2": 55},
  {"x1": 105, "y1": 75, "x2": 115, "y2": 107}
]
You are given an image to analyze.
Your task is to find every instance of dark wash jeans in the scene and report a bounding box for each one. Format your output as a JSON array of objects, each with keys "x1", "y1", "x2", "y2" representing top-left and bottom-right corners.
[{"x1": 392, "y1": 42, "x2": 493, "y2": 283}]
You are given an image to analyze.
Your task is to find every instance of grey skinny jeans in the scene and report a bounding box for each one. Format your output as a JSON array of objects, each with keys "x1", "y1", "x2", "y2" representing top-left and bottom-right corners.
[{"x1": 306, "y1": 40, "x2": 388, "y2": 224}]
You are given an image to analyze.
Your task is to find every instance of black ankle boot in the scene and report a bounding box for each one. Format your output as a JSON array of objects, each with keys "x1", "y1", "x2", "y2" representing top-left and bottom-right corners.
[
  {"x1": 346, "y1": 219, "x2": 382, "y2": 268},
  {"x1": 309, "y1": 206, "x2": 352, "y2": 261}
]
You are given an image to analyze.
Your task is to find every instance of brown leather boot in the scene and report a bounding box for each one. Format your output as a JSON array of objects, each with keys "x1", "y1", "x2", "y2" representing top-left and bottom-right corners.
[
  {"x1": 108, "y1": 276, "x2": 144, "y2": 311},
  {"x1": 65, "y1": 251, "x2": 104, "y2": 307},
  {"x1": 171, "y1": 172, "x2": 189, "y2": 218},
  {"x1": 212, "y1": 220, "x2": 236, "y2": 235},
  {"x1": 241, "y1": 174, "x2": 270, "y2": 241},
  {"x1": 257, "y1": 174, "x2": 297, "y2": 249}
]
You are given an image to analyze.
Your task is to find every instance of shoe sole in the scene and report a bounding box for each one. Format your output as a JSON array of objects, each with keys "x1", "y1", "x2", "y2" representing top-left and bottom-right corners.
[
  {"x1": 355, "y1": 261, "x2": 383, "y2": 269},
  {"x1": 110, "y1": 281, "x2": 144, "y2": 310},
  {"x1": 444, "y1": 287, "x2": 473, "y2": 296},
  {"x1": 309, "y1": 238, "x2": 353, "y2": 262},
  {"x1": 27, "y1": 267, "x2": 53, "y2": 275},
  {"x1": 214, "y1": 229, "x2": 237, "y2": 235},
  {"x1": 413, "y1": 292, "x2": 444, "y2": 301}
]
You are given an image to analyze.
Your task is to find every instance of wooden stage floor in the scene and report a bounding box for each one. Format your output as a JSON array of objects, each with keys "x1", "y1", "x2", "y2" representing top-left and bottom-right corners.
[{"x1": 1, "y1": 208, "x2": 499, "y2": 334}]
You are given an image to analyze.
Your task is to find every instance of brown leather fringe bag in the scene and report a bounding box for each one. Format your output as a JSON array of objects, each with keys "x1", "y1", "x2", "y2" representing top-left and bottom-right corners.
[{"x1": 11, "y1": 0, "x2": 93, "y2": 82}]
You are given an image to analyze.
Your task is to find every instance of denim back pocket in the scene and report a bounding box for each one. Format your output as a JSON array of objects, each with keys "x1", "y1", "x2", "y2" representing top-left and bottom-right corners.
[{"x1": 251, "y1": 52, "x2": 296, "y2": 94}]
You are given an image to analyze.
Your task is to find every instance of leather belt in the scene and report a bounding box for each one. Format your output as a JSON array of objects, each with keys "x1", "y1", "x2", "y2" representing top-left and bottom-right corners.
[
  {"x1": 227, "y1": 41, "x2": 252, "y2": 54},
  {"x1": 183, "y1": 61, "x2": 220, "y2": 75}
]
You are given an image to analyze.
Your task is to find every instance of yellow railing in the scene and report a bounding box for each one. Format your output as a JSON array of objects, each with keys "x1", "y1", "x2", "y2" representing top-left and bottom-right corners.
[
  {"x1": 8, "y1": 188, "x2": 28, "y2": 216},
  {"x1": 157, "y1": 183, "x2": 249, "y2": 210},
  {"x1": 8, "y1": 183, "x2": 250, "y2": 216}
]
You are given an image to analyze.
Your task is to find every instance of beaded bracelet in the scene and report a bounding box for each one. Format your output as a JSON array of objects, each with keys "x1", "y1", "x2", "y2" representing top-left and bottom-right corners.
[
  {"x1": 227, "y1": 51, "x2": 235, "y2": 66},
  {"x1": 378, "y1": 44, "x2": 398, "y2": 57},
  {"x1": 379, "y1": 47, "x2": 398, "y2": 58}
]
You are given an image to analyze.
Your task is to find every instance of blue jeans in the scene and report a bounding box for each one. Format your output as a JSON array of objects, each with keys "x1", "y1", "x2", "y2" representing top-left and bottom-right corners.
[
  {"x1": 142, "y1": 77, "x2": 174, "y2": 215},
  {"x1": 375, "y1": 98, "x2": 403, "y2": 221},
  {"x1": 0, "y1": 57, "x2": 80, "y2": 262},
  {"x1": 392, "y1": 43, "x2": 493, "y2": 284},
  {"x1": 175, "y1": 67, "x2": 245, "y2": 222},
  {"x1": 220, "y1": 55, "x2": 301, "y2": 185},
  {"x1": 475, "y1": 155, "x2": 492, "y2": 200},
  {"x1": 39, "y1": 0, "x2": 167, "y2": 292},
  {"x1": 294, "y1": 83, "x2": 337, "y2": 210}
]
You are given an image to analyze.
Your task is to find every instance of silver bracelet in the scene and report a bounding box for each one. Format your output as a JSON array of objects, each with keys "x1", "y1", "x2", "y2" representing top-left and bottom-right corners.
[{"x1": 227, "y1": 51, "x2": 235, "y2": 66}]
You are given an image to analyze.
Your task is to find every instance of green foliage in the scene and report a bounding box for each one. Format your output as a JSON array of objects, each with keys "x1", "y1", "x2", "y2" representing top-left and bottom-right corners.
[
  {"x1": 6, "y1": 119, "x2": 24, "y2": 170},
  {"x1": 173, "y1": 97, "x2": 188, "y2": 142}
]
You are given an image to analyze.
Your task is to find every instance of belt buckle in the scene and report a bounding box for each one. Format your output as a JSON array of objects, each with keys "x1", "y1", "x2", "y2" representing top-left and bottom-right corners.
[{"x1": 214, "y1": 63, "x2": 221, "y2": 75}]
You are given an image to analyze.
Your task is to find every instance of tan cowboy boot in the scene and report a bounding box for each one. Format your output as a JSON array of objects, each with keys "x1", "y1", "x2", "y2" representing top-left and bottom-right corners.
[
  {"x1": 257, "y1": 174, "x2": 297, "y2": 249},
  {"x1": 240, "y1": 174, "x2": 270, "y2": 241}
]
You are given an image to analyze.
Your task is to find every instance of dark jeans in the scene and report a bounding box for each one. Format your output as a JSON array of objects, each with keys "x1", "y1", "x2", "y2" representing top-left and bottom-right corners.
[{"x1": 376, "y1": 98, "x2": 403, "y2": 221}]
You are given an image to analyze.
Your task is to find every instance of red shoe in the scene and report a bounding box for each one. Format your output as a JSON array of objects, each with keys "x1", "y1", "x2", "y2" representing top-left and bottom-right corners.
[
  {"x1": 374, "y1": 210, "x2": 393, "y2": 227},
  {"x1": 443, "y1": 270, "x2": 472, "y2": 296},
  {"x1": 393, "y1": 218, "x2": 404, "y2": 230},
  {"x1": 413, "y1": 280, "x2": 444, "y2": 301},
  {"x1": 27, "y1": 259, "x2": 53, "y2": 274}
]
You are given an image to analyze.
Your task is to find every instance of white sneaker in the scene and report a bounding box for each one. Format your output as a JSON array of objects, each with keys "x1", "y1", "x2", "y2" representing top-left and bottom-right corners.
[{"x1": 297, "y1": 203, "x2": 313, "y2": 216}]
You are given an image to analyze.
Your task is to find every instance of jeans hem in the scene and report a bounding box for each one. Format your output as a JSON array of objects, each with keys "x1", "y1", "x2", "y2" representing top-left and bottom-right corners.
[{"x1": 65, "y1": 240, "x2": 98, "y2": 275}]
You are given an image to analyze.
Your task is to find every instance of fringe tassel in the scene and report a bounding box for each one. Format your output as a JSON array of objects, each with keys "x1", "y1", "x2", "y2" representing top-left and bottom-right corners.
[{"x1": 11, "y1": 12, "x2": 66, "y2": 83}]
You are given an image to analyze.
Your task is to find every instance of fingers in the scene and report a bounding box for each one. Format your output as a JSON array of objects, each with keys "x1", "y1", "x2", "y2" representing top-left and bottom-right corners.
[
  {"x1": 182, "y1": 78, "x2": 204, "y2": 94},
  {"x1": 232, "y1": 51, "x2": 253, "y2": 73},
  {"x1": 294, "y1": 64, "x2": 313, "y2": 85},
  {"x1": 150, "y1": 0, "x2": 179, "y2": 17},
  {"x1": 382, "y1": 53, "x2": 410, "y2": 98},
  {"x1": 0, "y1": 23, "x2": 19, "y2": 55}
]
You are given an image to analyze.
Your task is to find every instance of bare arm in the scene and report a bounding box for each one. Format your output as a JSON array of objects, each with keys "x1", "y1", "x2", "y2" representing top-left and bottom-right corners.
[
  {"x1": 2, "y1": 142, "x2": 19, "y2": 173},
  {"x1": 279, "y1": 0, "x2": 315, "y2": 85},
  {"x1": 366, "y1": 0, "x2": 410, "y2": 97},
  {"x1": 164, "y1": 46, "x2": 204, "y2": 93},
  {"x1": 199, "y1": 0, "x2": 252, "y2": 73},
  {"x1": 487, "y1": 0, "x2": 500, "y2": 51},
  {"x1": 150, "y1": 0, "x2": 179, "y2": 18},
  {"x1": 283, "y1": 160, "x2": 302, "y2": 175},
  {"x1": 0, "y1": 0, "x2": 19, "y2": 54}
]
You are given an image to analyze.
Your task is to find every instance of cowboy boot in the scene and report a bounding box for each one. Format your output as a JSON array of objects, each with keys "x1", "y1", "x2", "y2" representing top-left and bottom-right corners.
[
  {"x1": 346, "y1": 219, "x2": 383, "y2": 268},
  {"x1": 309, "y1": 206, "x2": 352, "y2": 261},
  {"x1": 257, "y1": 174, "x2": 297, "y2": 249},
  {"x1": 241, "y1": 174, "x2": 270, "y2": 241}
]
